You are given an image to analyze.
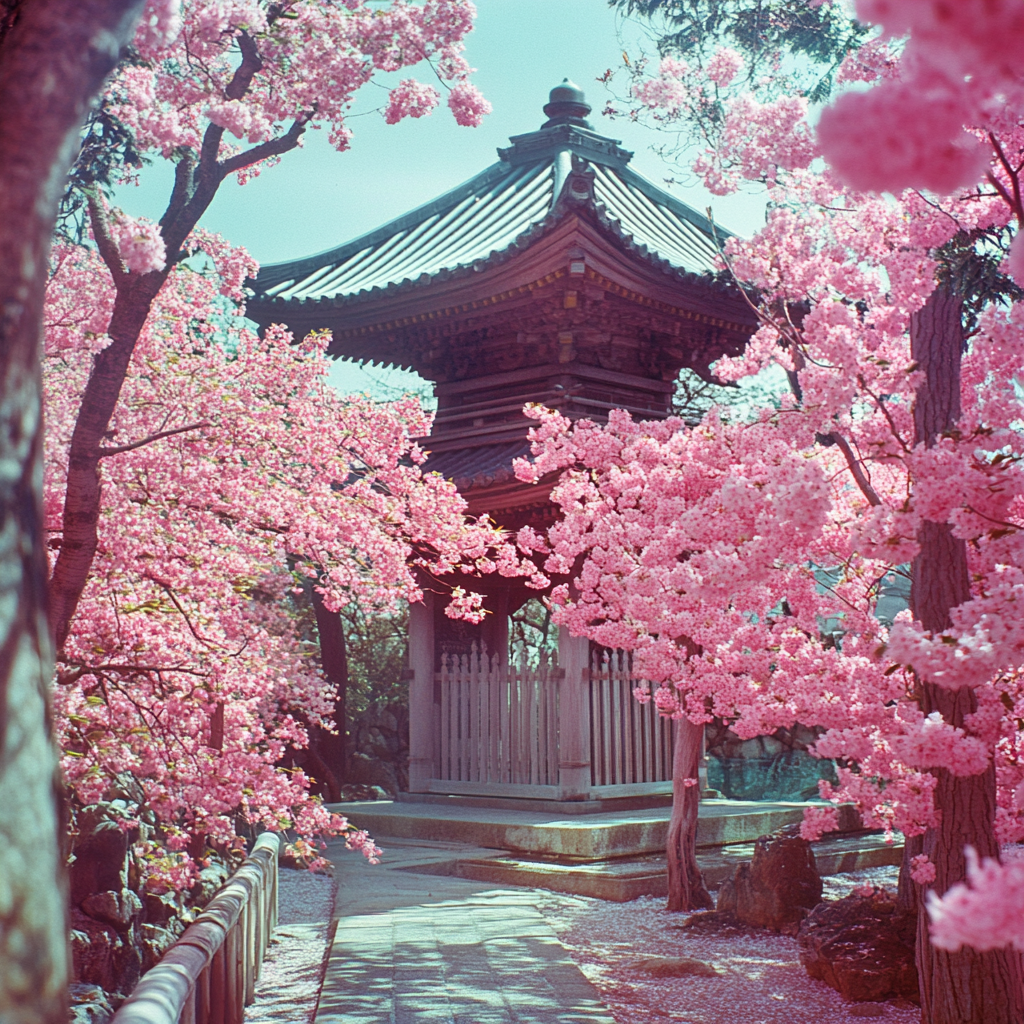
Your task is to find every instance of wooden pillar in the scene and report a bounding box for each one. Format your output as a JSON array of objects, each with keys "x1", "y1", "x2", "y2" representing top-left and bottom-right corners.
[
  {"x1": 408, "y1": 591, "x2": 436, "y2": 792},
  {"x1": 557, "y1": 630, "x2": 591, "y2": 800},
  {"x1": 482, "y1": 589, "x2": 510, "y2": 671}
]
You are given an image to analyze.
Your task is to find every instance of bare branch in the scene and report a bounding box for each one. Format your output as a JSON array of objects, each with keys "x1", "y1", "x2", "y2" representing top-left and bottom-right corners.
[{"x1": 97, "y1": 419, "x2": 209, "y2": 457}]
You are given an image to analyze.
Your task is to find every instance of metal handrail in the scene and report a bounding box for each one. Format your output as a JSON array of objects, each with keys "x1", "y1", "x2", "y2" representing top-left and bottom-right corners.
[{"x1": 111, "y1": 832, "x2": 280, "y2": 1024}]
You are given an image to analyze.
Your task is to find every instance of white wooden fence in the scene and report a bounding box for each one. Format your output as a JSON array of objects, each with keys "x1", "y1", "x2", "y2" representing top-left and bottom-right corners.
[
  {"x1": 431, "y1": 645, "x2": 673, "y2": 799},
  {"x1": 110, "y1": 832, "x2": 279, "y2": 1024},
  {"x1": 437, "y1": 649, "x2": 560, "y2": 789},
  {"x1": 588, "y1": 648, "x2": 674, "y2": 791}
]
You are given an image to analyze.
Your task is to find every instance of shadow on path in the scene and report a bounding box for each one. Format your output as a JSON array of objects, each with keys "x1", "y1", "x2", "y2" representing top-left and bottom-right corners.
[{"x1": 316, "y1": 837, "x2": 616, "y2": 1024}]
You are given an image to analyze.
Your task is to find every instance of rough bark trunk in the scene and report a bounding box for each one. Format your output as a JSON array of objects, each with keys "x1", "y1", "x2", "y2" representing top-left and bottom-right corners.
[
  {"x1": 310, "y1": 591, "x2": 350, "y2": 801},
  {"x1": 909, "y1": 285, "x2": 1024, "y2": 1023},
  {"x1": 0, "y1": 2, "x2": 145, "y2": 1020},
  {"x1": 48, "y1": 275, "x2": 166, "y2": 652},
  {"x1": 666, "y1": 716, "x2": 713, "y2": 912}
]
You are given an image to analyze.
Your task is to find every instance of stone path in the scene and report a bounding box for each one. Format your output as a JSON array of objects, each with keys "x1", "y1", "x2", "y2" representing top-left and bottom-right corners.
[{"x1": 316, "y1": 837, "x2": 616, "y2": 1024}]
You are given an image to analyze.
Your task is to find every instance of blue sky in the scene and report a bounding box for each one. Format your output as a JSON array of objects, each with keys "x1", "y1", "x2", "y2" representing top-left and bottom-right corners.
[{"x1": 117, "y1": 0, "x2": 768, "y2": 398}]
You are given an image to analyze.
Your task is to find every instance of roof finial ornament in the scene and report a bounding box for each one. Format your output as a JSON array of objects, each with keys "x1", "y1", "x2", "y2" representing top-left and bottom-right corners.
[{"x1": 542, "y1": 78, "x2": 592, "y2": 130}]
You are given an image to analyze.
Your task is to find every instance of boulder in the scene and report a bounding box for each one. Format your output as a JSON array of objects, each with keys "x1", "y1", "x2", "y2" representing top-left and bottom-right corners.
[
  {"x1": 798, "y1": 889, "x2": 918, "y2": 1003},
  {"x1": 716, "y1": 834, "x2": 822, "y2": 934},
  {"x1": 70, "y1": 910, "x2": 142, "y2": 997},
  {"x1": 69, "y1": 807, "x2": 135, "y2": 906},
  {"x1": 81, "y1": 890, "x2": 143, "y2": 931},
  {"x1": 140, "y1": 922, "x2": 183, "y2": 974}
]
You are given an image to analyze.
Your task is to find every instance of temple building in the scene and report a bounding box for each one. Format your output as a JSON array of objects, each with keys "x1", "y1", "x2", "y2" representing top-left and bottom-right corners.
[{"x1": 247, "y1": 82, "x2": 757, "y2": 807}]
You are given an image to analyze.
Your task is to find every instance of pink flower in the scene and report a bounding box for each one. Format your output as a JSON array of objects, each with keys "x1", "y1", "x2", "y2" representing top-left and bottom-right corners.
[
  {"x1": 817, "y1": 82, "x2": 989, "y2": 195},
  {"x1": 800, "y1": 804, "x2": 840, "y2": 841},
  {"x1": 447, "y1": 81, "x2": 491, "y2": 127},
  {"x1": 911, "y1": 853, "x2": 937, "y2": 885},
  {"x1": 706, "y1": 47, "x2": 743, "y2": 88},
  {"x1": 383, "y1": 79, "x2": 440, "y2": 124},
  {"x1": 110, "y1": 214, "x2": 166, "y2": 275}
]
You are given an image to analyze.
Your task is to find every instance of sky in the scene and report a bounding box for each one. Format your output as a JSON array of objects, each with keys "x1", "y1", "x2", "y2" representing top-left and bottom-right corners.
[{"x1": 117, "y1": 0, "x2": 769, "y2": 398}]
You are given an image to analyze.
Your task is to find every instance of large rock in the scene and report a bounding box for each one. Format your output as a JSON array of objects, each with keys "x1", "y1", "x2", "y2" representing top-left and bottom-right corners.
[
  {"x1": 716, "y1": 834, "x2": 822, "y2": 934},
  {"x1": 70, "y1": 909, "x2": 143, "y2": 997},
  {"x1": 798, "y1": 889, "x2": 918, "y2": 1003},
  {"x1": 69, "y1": 806, "x2": 136, "y2": 905}
]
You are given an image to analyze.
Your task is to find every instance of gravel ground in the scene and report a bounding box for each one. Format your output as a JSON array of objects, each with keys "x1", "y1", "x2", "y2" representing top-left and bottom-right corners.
[
  {"x1": 539, "y1": 866, "x2": 919, "y2": 1024},
  {"x1": 244, "y1": 868, "x2": 337, "y2": 1024},
  {"x1": 245, "y1": 864, "x2": 917, "y2": 1024}
]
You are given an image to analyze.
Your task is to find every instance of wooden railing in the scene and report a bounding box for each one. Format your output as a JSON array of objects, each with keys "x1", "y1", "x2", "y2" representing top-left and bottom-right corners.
[{"x1": 111, "y1": 832, "x2": 280, "y2": 1024}]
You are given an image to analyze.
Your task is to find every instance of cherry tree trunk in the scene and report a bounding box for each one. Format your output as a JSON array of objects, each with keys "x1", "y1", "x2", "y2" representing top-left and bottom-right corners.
[
  {"x1": 48, "y1": 274, "x2": 166, "y2": 652},
  {"x1": 310, "y1": 590, "x2": 350, "y2": 800},
  {"x1": 909, "y1": 286, "x2": 1024, "y2": 1023},
  {"x1": 0, "y1": 2, "x2": 144, "y2": 1020},
  {"x1": 666, "y1": 716, "x2": 713, "y2": 912}
]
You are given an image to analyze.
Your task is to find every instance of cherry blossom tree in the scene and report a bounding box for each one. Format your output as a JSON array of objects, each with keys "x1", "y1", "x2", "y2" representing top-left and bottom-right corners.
[
  {"x1": 520, "y1": 4, "x2": 1024, "y2": 1019},
  {"x1": 3, "y1": 0, "x2": 492, "y2": 1016},
  {"x1": 45, "y1": 238, "x2": 541, "y2": 887},
  {"x1": 51, "y1": 0, "x2": 490, "y2": 657}
]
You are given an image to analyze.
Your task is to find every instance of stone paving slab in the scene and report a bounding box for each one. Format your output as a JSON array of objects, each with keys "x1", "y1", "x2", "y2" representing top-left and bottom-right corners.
[{"x1": 317, "y1": 837, "x2": 616, "y2": 1024}]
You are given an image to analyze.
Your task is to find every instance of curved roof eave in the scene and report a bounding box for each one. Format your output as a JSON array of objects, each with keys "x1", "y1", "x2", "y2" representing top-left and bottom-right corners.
[{"x1": 249, "y1": 196, "x2": 734, "y2": 324}]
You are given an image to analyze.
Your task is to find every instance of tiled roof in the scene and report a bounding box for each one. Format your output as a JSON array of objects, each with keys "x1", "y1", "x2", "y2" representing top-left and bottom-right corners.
[
  {"x1": 423, "y1": 440, "x2": 532, "y2": 492},
  {"x1": 250, "y1": 123, "x2": 727, "y2": 309}
]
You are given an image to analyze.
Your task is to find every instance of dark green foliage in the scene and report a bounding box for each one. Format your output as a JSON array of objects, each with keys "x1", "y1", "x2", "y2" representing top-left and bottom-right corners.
[
  {"x1": 935, "y1": 227, "x2": 1024, "y2": 334},
  {"x1": 340, "y1": 603, "x2": 408, "y2": 714},
  {"x1": 57, "y1": 105, "x2": 147, "y2": 243},
  {"x1": 611, "y1": 0, "x2": 871, "y2": 102}
]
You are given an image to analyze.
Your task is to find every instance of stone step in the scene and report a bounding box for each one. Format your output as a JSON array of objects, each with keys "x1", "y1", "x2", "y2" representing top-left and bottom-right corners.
[
  {"x1": 331, "y1": 798, "x2": 863, "y2": 862},
  {"x1": 406, "y1": 832, "x2": 904, "y2": 903}
]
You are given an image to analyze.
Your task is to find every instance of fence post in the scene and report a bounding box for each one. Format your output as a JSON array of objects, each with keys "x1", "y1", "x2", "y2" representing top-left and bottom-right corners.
[
  {"x1": 557, "y1": 631, "x2": 592, "y2": 800},
  {"x1": 408, "y1": 591, "x2": 436, "y2": 791}
]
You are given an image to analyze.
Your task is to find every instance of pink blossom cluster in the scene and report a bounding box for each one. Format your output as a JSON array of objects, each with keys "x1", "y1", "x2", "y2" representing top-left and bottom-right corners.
[
  {"x1": 106, "y1": 0, "x2": 486, "y2": 166},
  {"x1": 818, "y1": 0, "x2": 1024, "y2": 200},
  {"x1": 447, "y1": 80, "x2": 492, "y2": 127},
  {"x1": 384, "y1": 79, "x2": 440, "y2": 124},
  {"x1": 109, "y1": 212, "x2": 167, "y2": 274},
  {"x1": 928, "y1": 848, "x2": 1024, "y2": 951}
]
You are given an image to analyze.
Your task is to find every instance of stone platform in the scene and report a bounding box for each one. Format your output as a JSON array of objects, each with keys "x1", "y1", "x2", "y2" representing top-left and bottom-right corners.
[{"x1": 326, "y1": 798, "x2": 902, "y2": 902}]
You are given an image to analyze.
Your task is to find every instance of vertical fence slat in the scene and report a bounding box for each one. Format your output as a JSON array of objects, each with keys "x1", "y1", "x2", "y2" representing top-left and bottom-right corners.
[
  {"x1": 439, "y1": 658, "x2": 450, "y2": 780},
  {"x1": 456, "y1": 653, "x2": 467, "y2": 781},
  {"x1": 488, "y1": 652, "x2": 500, "y2": 782},
  {"x1": 500, "y1": 659, "x2": 511, "y2": 784},
  {"x1": 613, "y1": 653, "x2": 628, "y2": 784},
  {"x1": 548, "y1": 658, "x2": 560, "y2": 786}
]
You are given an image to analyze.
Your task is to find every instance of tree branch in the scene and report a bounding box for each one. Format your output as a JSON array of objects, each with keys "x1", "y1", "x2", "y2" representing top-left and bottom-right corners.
[
  {"x1": 87, "y1": 193, "x2": 127, "y2": 287},
  {"x1": 159, "y1": 152, "x2": 196, "y2": 237},
  {"x1": 218, "y1": 115, "x2": 309, "y2": 177},
  {"x1": 822, "y1": 430, "x2": 882, "y2": 506},
  {"x1": 96, "y1": 419, "x2": 209, "y2": 457}
]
